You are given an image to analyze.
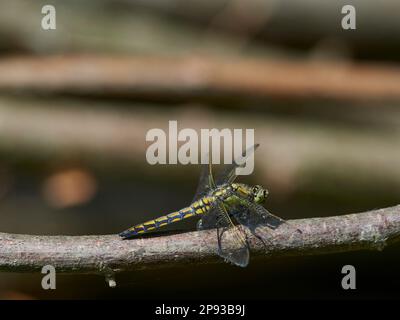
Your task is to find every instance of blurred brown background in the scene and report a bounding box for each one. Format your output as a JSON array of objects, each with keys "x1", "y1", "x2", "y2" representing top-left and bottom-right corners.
[{"x1": 0, "y1": 0, "x2": 400, "y2": 299}]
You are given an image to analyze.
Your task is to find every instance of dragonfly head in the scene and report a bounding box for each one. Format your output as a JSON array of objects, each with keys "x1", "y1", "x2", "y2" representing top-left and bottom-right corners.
[{"x1": 252, "y1": 185, "x2": 269, "y2": 204}]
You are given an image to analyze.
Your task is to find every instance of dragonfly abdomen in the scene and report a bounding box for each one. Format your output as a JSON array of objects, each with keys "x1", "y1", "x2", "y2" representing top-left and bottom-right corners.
[{"x1": 119, "y1": 197, "x2": 214, "y2": 239}]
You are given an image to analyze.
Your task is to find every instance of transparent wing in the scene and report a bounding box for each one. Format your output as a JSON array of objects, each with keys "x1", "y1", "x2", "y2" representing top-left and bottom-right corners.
[
  {"x1": 192, "y1": 152, "x2": 216, "y2": 202},
  {"x1": 193, "y1": 144, "x2": 259, "y2": 202},
  {"x1": 192, "y1": 163, "x2": 210, "y2": 202},
  {"x1": 215, "y1": 143, "x2": 259, "y2": 186},
  {"x1": 231, "y1": 199, "x2": 302, "y2": 240},
  {"x1": 198, "y1": 201, "x2": 249, "y2": 267}
]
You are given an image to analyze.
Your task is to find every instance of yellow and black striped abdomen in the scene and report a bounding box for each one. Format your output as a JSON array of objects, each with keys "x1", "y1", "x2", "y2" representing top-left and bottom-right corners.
[{"x1": 119, "y1": 196, "x2": 215, "y2": 239}]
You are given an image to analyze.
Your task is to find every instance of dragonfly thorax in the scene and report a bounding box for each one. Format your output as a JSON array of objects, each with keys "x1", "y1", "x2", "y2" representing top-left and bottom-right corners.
[{"x1": 211, "y1": 183, "x2": 269, "y2": 205}]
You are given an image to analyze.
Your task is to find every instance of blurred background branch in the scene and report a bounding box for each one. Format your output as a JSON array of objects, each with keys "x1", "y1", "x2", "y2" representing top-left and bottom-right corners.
[
  {"x1": 1, "y1": 55, "x2": 400, "y2": 102},
  {"x1": 1, "y1": 95, "x2": 400, "y2": 199}
]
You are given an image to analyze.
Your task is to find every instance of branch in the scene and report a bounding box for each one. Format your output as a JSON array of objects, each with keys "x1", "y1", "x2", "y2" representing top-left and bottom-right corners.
[
  {"x1": 1, "y1": 96, "x2": 400, "y2": 195},
  {"x1": 1, "y1": 205, "x2": 400, "y2": 277},
  {"x1": 1, "y1": 55, "x2": 400, "y2": 102}
]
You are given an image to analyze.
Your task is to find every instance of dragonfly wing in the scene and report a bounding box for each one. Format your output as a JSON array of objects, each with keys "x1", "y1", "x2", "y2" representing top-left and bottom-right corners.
[
  {"x1": 198, "y1": 201, "x2": 249, "y2": 267},
  {"x1": 192, "y1": 163, "x2": 210, "y2": 202},
  {"x1": 215, "y1": 144, "x2": 259, "y2": 186},
  {"x1": 232, "y1": 200, "x2": 301, "y2": 240},
  {"x1": 193, "y1": 144, "x2": 259, "y2": 202},
  {"x1": 192, "y1": 152, "x2": 216, "y2": 202}
]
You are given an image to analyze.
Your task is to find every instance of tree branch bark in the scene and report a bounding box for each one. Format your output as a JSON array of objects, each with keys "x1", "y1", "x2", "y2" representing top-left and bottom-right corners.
[{"x1": 1, "y1": 205, "x2": 399, "y2": 277}]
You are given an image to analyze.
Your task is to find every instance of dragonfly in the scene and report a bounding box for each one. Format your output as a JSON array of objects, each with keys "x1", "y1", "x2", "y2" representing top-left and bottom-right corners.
[{"x1": 119, "y1": 144, "x2": 298, "y2": 267}]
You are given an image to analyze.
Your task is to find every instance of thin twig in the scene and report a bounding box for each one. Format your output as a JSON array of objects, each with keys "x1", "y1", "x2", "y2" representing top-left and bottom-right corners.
[{"x1": 0, "y1": 205, "x2": 399, "y2": 274}]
